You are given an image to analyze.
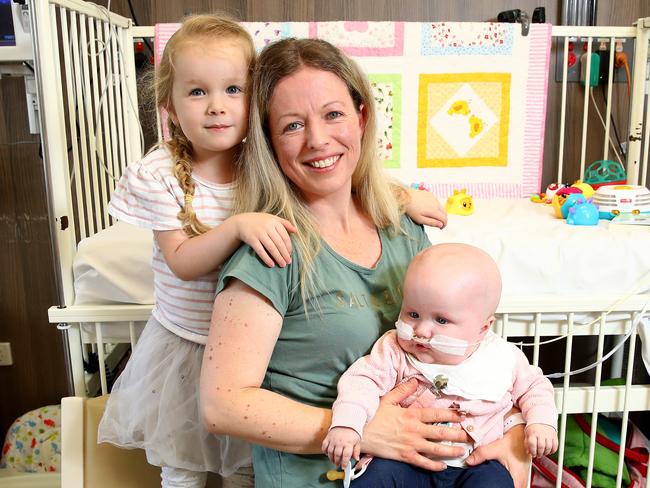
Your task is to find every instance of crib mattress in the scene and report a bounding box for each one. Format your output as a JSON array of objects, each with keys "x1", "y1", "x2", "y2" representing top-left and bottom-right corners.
[
  {"x1": 426, "y1": 198, "x2": 650, "y2": 296},
  {"x1": 72, "y1": 198, "x2": 650, "y2": 339}
]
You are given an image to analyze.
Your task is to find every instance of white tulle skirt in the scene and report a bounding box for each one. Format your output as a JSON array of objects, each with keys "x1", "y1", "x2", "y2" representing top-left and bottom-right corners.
[{"x1": 97, "y1": 317, "x2": 252, "y2": 476}]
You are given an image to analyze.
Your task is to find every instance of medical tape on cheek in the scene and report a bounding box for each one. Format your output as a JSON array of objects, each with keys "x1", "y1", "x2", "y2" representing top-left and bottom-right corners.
[{"x1": 394, "y1": 318, "x2": 476, "y2": 356}]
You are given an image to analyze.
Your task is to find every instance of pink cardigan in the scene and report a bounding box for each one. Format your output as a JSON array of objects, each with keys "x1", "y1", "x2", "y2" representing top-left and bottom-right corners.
[{"x1": 331, "y1": 331, "x2": 557, "y2": 447}]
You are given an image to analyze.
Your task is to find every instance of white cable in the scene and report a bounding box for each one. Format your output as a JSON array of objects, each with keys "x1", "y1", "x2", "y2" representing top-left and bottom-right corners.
[
  {"x1": 544, "y1": 298, "x2": 649, "y2": 379},
  {"x1": 589, "y1": 87, "x2": 624, "y2": 167}
]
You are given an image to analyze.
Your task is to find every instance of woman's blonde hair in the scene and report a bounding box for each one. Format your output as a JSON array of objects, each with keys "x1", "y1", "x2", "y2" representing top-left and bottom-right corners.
[
  {"x1": 155, "y1": 14, "x2": 255, "y2": 237},
  {"x1": 234, "y1": 38, "x2": 407, "y2": 307}
]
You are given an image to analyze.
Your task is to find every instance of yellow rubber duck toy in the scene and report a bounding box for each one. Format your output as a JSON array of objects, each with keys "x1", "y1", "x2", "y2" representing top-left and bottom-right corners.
[{"x1": 446, "y1": 188, "x2": 474, "y2": 216}]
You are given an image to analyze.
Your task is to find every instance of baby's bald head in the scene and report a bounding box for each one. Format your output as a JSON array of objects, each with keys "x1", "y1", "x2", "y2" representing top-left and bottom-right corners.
[{"x1": 406, "y1": 243, "x2": 502, "y2": 320}]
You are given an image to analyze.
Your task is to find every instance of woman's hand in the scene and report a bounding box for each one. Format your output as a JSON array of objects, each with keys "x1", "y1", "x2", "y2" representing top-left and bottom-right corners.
[
  {"x1": 404, "y1": 188, "x2": 447, "y2": 229},
  {"x1": 360, "y1": 378, "x2": 469, "y2": 471},
  {"x1": 465, "y1": 424, "x2": 531, "y2": 488}
]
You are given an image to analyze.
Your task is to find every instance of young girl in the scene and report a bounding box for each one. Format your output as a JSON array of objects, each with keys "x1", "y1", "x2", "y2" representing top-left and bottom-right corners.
[
  {"x1": 97, "y1": 15, "x2": 295, "y2": 488},
  {"x1": 323, "y1": 244, "x2": 558, "y2": 487}
]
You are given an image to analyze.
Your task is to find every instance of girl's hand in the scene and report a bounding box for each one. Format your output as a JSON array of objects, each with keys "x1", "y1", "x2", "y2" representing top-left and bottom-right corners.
[
  {"x1": 465, "y1": 423, "x2": 531, "y2": 488},
  {"x1": 405, "y1": 189, "x2": 447, "y2": 229},
  {"x1": 322, "y1": 427, "x2": 361, "y2": 468},
  {"x1": 360, "y1": 378, "x2": 469, "y2": 471},
  {"x1": 235, "y1": 213, "x2": 297, "y2": 267}
]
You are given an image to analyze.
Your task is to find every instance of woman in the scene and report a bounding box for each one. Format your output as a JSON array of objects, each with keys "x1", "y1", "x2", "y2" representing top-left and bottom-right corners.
[{"x1": 200, "y1": 38, "x2": 529, "y2": 488}]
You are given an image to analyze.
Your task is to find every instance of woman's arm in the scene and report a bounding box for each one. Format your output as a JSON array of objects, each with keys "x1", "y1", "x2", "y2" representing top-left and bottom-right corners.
[
  {"x1": 201, "y1": 279, "x2": 470, "y2": 466},
  {"x1": 200, "y1": 278, "x2": 331, "y2": 453}
]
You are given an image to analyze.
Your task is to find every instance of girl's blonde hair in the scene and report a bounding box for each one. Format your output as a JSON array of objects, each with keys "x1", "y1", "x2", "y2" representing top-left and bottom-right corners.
[
  {"x1": 155, "y1": 14, "x2": 255, "y2": 237},
  {"x1": 234, "y1": 38, "x2": 407, "y2": 307}
]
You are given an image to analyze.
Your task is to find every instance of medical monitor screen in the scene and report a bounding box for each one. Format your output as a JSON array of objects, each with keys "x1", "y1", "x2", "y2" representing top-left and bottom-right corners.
[{"x1": 0, "y1": 0, "x2": 16, "y2": 47}]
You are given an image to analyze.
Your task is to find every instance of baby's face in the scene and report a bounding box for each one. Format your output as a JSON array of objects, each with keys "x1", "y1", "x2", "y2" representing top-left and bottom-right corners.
[{"x1": 396, "y1": 256, "x2": 493, "y2": 365}]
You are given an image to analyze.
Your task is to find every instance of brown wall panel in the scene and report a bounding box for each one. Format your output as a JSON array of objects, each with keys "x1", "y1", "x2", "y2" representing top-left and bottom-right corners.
[{"x1": 0, "y1": 76, "x2": 67, "y2": 439}]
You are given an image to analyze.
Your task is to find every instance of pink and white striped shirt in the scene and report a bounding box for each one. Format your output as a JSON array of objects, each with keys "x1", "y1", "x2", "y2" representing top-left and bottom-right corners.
[{"x1": 108, "y1": 147, "x2": 233, "y2": 343}]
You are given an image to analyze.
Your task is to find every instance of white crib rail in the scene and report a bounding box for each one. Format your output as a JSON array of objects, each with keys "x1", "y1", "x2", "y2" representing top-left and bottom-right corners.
[{"x1": 32, "y1": 0, "x2": 142, "y2": 309}]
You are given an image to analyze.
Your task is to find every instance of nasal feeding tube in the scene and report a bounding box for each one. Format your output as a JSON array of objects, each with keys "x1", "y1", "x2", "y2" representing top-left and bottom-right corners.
[{"x1": 394, "y1": 318, "x2": 482, "y2": 356}]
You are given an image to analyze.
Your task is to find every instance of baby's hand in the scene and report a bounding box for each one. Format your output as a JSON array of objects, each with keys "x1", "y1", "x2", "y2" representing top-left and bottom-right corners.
[
  {"x1": 321, "y1": 427, "x2": 361, "y2": 468},
  {"x1": 525, "y1": 424, "x2": 558, "y2": 458},
  {"x1": 235, "y1": 213, "x2": 297, "y2": 268},
  {"x1": 405, "y1": 188, "x2": 447, "y2": 229}
]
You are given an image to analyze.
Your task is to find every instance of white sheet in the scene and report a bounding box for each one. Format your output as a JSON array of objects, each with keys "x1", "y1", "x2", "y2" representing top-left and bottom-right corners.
[
  {"x1": 74, "y1": 221, "x2": 154, "y2": 305},
  {"x1": 75, "y1": 200, "x2": 650, "y2": 302},
  {"x1": 425, "y1": 198, "x2": 650, "y2": 297}
]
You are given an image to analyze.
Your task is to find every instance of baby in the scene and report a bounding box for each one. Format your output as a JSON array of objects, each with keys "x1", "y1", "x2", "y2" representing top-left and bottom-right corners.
[{"x1": 322, "y1": 243, "x2": 558, "y2": 487}]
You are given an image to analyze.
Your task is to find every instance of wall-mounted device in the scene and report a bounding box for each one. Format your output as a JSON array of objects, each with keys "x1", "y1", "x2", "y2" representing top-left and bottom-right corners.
[{"x1": 0, "y1": 0, "x2": 32, "y2": 62}]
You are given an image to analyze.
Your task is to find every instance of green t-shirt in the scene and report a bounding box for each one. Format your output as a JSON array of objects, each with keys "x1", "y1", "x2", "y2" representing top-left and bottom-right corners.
[{"x1": 216, "y1": 216, "x2": 430, "y2": 487}]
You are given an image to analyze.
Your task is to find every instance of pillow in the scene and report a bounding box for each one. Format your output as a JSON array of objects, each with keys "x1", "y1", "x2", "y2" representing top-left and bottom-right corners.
[
  {"x1": 73, "y1": 221, "x2": 154, "y2": 305},
  {"x1": 1, "y1": 405, "x2": 60, "y2": 473}
]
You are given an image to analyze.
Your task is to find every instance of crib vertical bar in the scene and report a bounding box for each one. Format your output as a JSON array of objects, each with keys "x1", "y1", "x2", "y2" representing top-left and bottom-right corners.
[
  {"x1": 557, "y1": 36, "x2": 570, "y2": 183},
  {"x1": 156, "y1": 101, "x2": 163, "y2": 143},
  {"x1": 626, "y1": 22, "x2": 650, "y2": 184},
  {"x1": 494, "y1": 316, "x2": 503, "y2": 338},
  {"x1": 59, "y1": 8, "x2": 86, "y2": 240},
  {"x1": 611, "y1": 336, "x2": 624, "y2": 378},
  {"x1": 641, "y1": 77, "x2": 650, "y2": 186},
  {"x1": 532, "y1": 313, "x2": 541, "y2": 367},
  {"x1": 70, "y1": 11, "x2": 95, "y2": 238},
  {"x1": 129, "y1": 321, "x2": 136, "y2": 350},
  {"x1": 585, "y1": 312, "x2": 607, "y2": 488},
  {"x1": 103, "y1": 22, "x2": 121, "y2": 199},
  {"x1": 95, "y1": 19, "x2": 116, "y2": 204},
  {"x1": 110, "y1": 26, "x2": 128, "y2": 175},
  {"x1": 615, "y1": 319, "x2": 637, "y2": 488},
  {"x1": 87, "y1": 17, "x2": 110, "y2": 229},
  {"x1": 501, "y1": 313, "x2": 509, "y2": 340},
  {"x1": 119, "y1": 22, "x2": 142, "y2": 162},
  {"x1": 602, "y1": 39, "x2": 616, "y2": 162},
  {"x1": 95, "y1": 322, "x2": 108, "y2": 395},
  {"x1": 79, "y1": 14, "x2": 102, "y2": 234},
  {"x1": 579, "y1": 37, "x2": 593, "y2": 179},
  {"x1": 555, "y1": 313, "x2": 574, "y2": 488}
]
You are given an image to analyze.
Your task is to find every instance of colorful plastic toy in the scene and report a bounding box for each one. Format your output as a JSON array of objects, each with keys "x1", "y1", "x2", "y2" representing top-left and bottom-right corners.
[
  {"x1": 446, "y1": 188, "x2": 474, "y2": 215},
  {"x1": 592, "y1": 185, "x2": 650, "y2": 220},
  {"x1": 583, "y1": 160, "x2": 626, "y2": 189},
  {"x1": 551, "y1": 187, "x2": 582, "y2": 218},
  {"x1": 566, "y1": 198, "x2": 600, "y2": 226},
  {"x1": 570, "y1": 180, "x2": 595, "y2": 200},
  {"x1": 326, "y1": 459, "x2": 370, "y2": 487},
  {"x1": 560, "y1": 193, "x2": 585, "y2": 219},
  {"x1": 544, "y1": 183, "x2": 566, "y2": 203},
  {"x1": 530, "y1": 193, "x2": 545, "y2": 203}
]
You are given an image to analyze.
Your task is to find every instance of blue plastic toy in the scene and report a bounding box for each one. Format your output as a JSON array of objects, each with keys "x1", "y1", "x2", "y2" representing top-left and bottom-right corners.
[
  {"x1": 560, "y1": 193, "x2": 585, "y2": 219},
  {"x1": 566, "y1": 198, "x2": 599, "y2": 226}
]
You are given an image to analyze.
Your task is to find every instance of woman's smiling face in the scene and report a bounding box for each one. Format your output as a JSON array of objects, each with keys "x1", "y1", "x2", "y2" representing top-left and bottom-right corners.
[{"x1": 267, "y1": 67, "x2": 366, "y2": 203}]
